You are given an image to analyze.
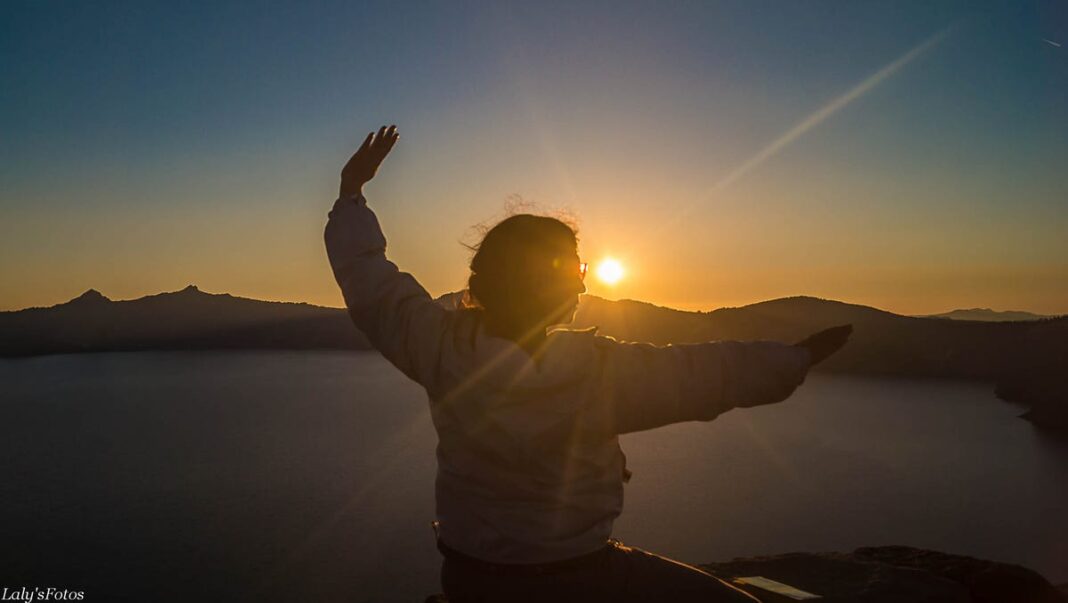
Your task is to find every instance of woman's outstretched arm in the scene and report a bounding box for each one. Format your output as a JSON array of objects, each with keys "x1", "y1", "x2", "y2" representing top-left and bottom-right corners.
[
  {"x1": 324, "y1": 126, "x2": 449, "y2": 387},
  {"x1": 594, "y1": 325, "x2": 851, "y2": 434}
]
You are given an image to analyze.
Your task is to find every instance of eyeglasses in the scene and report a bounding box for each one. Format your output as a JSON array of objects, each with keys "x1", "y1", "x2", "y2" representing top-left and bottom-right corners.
[{"x1": 551, "y1": 258, "x2": 588, "y2": 280}]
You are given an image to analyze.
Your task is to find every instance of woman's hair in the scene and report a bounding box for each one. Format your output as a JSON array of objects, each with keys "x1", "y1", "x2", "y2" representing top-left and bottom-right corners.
[{"x1": 465, "y1": 213, "x2": 578, "y2": 321}]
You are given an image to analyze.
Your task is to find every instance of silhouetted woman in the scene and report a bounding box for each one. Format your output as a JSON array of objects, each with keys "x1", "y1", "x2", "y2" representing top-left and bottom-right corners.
[{"x1": 324, "y1": 125, "x2": 851, "y2": 603}]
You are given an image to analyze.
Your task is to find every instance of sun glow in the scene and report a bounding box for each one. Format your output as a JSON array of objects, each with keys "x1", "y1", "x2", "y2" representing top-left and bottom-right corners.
[{"x1": 596, "y1": 258, "x2": 625, "y2": 285}]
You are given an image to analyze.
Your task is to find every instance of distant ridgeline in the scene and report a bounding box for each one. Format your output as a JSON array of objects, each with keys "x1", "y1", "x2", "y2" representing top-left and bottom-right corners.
[
  {"x1": 3, "y1": 286, "x2": 1066, "y2": 431},
  {"x1": 0, "y1": 286, "x2": 372, "y2": 356},
  {"x1": 919, "y1": 308, "x2": 1055, "y2": 322}
]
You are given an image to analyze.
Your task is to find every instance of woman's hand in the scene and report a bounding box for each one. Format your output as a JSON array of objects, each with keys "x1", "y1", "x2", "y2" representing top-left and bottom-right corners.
[
  {"x1": 340, "y1": 125, "x2": 399, "y2": 198},
  {"x1": 794, "y1": 324, "x2": 852, "y2": 366}
]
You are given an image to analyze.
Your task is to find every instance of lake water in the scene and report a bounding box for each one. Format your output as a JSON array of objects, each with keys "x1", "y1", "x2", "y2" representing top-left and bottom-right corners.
[{"x1": 1, "y1": 351, "x2": 1065, "y2": 602}]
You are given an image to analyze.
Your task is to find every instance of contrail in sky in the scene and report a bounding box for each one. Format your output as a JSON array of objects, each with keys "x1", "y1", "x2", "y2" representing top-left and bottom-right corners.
[
  {"x1": 1042, "y1": 38, "x2": 1062, "y2": 48},
  {"x1": 652, "y1": 24, "x2": 956, "y2": 238}
]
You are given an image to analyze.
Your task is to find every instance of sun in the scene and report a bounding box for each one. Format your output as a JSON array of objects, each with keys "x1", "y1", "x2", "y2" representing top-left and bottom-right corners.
[{"x1": 595, "y1": 258, "x2": 625, "y2": 285}]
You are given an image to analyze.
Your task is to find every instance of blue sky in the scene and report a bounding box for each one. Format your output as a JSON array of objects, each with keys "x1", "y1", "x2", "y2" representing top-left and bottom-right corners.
[{"x1": 1, "y1": 1, "x2": 1065, "y2": 313}]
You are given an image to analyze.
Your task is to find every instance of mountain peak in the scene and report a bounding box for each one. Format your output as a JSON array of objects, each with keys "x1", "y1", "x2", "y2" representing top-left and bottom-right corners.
[
  {"x1": 68, "y1": 288, "x2": 111, "y2": 305},
  {"x1": 170, "y1": 284, "x2": 206, "y2": 296}
]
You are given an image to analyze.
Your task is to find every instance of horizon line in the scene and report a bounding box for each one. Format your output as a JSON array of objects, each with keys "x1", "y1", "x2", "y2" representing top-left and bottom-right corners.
[{"x1": 3, "y1": 284, "x2": 1063, "y2": 319}]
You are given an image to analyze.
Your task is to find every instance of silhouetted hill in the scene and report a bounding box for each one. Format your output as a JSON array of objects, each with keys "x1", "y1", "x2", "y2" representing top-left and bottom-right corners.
[
  {"x1": 572, "y1": 295, "x2": 1068, "y2": 380},
  {"x1": 922, "y1": 308, "x2": 1055, "y2": 322},
  {"x1": 3, "y1": 288, "x2": 1065, "y2": 431},
  {"x1": 0, "y1": 285, "x2": 371, "y2": 356}
]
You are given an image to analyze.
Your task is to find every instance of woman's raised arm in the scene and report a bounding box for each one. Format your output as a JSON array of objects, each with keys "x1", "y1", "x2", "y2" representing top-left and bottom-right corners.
[{"x1": 324, "y1": 126, "x2": 449, "y2": 388}]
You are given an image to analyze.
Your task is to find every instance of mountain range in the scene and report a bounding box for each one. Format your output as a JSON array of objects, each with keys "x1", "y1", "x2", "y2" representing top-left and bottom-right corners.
[
  {"x1": 919, "y1": 308, "x2": 1054, "y2": 321},
  {"x1": 3, "y1": 285, "x2": 1065, "y2": 431}
]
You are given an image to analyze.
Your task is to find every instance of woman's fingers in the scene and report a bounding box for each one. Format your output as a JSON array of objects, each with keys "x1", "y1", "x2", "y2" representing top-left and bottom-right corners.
[
  {"x1": 822, "y1": 325, "x2": 851, "y2": 357},
  {"x1": 795, "y1": 324, "x2": 852, "y2": 365},
  {"x1": 830, "y1": 324, "x2": 852, "y2": 348},
  {"x1": 373, "y1": 125, "x2": 399, "y2": 160},
  {"x1": 357, "y1": 131, "x2": 374, "y2": 154},
  {"x1": 383, "y1": 125, "x2": 399, "y2": 152}
]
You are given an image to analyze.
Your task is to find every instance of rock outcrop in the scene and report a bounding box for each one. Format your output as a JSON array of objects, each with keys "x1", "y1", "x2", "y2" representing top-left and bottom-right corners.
[
  {"x1": 699, "y1": 546, "x2": 1065, "y2": 603},
  {"x1": 425, "y1": 546, "x2": 1065, "y2": 602}
]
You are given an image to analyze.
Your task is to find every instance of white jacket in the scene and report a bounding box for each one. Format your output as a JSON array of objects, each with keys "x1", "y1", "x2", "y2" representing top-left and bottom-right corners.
[{"x1": 324, "y1": 193, "x2": 812, "y2": 564}]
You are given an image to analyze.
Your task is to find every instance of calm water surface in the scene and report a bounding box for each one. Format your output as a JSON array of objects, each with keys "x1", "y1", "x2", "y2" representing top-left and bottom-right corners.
[{"x1": 1, "y1": 351, "x2": 1065, "y2": 602}]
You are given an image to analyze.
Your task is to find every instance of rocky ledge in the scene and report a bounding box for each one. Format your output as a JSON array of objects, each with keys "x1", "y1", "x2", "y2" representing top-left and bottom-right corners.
[
  {"x1": 426, "y1": 546, "x2": 1065, "y2": 602},
  {"x1": 699, "y1": 546, "x2": 1065, "y2": 602}
]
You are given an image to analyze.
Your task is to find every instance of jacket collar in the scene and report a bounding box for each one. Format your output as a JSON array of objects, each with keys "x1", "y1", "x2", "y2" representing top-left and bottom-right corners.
[{"x1": 469, "y1": 321, "x2": 599, "y2": 392}]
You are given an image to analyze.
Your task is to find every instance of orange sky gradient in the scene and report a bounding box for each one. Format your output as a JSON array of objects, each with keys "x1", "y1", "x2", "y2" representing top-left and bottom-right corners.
[{"x1": 2, "y1": 171, "x2": 1066, "y2": 316}]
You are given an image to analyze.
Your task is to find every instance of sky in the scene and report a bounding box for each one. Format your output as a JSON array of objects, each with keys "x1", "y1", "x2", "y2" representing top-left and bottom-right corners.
[{"x1": 1, "y1": 1, "x2": 1066, "y2": 315}]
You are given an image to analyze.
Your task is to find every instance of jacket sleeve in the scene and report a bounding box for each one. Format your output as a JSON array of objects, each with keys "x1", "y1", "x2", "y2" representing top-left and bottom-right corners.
[
  {"x1": 593, "y1": 336, "x2": 812, "y2": 434},
  {"x1": 323, "y1": 193, "x2": 449, "y2": 387}
]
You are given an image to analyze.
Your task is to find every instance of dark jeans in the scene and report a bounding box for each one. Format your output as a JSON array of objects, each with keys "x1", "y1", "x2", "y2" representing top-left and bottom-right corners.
[{"x1": 440, "y1": 539, "x2": 761, "y2": 603}]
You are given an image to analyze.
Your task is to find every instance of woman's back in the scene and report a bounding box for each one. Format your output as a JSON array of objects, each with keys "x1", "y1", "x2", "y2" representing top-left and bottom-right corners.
[{"x1": 427, "y1": 316, "x2": 626, "y2": 563}]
